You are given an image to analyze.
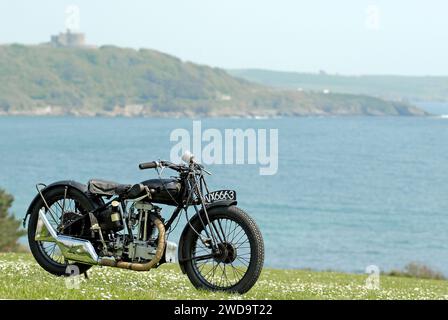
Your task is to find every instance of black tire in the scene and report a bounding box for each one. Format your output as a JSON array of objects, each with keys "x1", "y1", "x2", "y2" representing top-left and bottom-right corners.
[
  {"x1": 183, "y1": 206, "x2": 264, "y2": 294},
  {"x1": 28, "y1": 187, "x2": 94, "y2": 276}
]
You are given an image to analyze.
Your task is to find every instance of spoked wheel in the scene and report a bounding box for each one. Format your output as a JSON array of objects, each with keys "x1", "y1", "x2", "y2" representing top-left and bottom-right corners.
[
  {"x1": 183, "y1": 206, "x2": 264, "y2": 294},
  {"x1": 28, "y1": 187, "x2": 94, "y2": 276}
]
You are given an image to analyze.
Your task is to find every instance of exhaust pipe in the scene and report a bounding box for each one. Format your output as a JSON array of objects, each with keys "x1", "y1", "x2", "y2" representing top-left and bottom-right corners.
[
  {"x1": 35, "y1": 209, "x2": 99, "y2": 265},
  {"x1": 35, "y1": 209, "x2": 166, "y2": 271}
]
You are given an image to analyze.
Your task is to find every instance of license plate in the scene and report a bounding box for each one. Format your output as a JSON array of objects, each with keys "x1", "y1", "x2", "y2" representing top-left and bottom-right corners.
[{"x1": 204, "y1": 190, "x2": 236, "y2": 203}]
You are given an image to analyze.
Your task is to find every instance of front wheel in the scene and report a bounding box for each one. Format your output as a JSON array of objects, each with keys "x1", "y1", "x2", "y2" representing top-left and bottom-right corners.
[{"x1": 183, "y1": 206, "x2": 264, "y2": 294}]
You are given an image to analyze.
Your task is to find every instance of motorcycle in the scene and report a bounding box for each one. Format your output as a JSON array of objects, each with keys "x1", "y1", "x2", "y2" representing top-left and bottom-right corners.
[{"x1": 23, "y1": 151, "x2": 264, "y2": 294}]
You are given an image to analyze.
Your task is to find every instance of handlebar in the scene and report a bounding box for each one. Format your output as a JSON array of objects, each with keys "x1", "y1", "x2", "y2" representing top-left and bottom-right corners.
[
  {"x1": 139, "y1": 153, "x2": 211, "y2": 175},
  {"x1": 138, "y1": 161, "x2": 158, "y2": 170},
  {"x1": 160, "y1": 160, "x2": 184, "y2": 171},
  {"x1": 138, "y1": 160, "x2": 185, "y2": 172}
]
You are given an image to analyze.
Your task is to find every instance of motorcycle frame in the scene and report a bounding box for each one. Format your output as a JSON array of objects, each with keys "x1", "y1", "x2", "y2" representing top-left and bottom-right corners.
[
  {"x1": 87, "y1": 164, "x2": 222, "y2": 254},
  {"x1": 26, "y1": 162, "x2": 230, "y2": 266}
]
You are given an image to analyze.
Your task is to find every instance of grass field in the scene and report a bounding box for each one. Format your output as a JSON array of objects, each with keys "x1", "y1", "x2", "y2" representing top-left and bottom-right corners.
[{"x1": 1, "y1": 253, "x2": 447, "y2": 300}]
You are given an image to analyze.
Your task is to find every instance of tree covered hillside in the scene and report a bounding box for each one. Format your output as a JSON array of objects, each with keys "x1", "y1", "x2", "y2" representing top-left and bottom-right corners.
[
  {"x1": 229, "y1": 69, "x2": 448, "y2": 103},
  {"x1": 0, "y1": 45, "x2": 427, "y2": 117}
]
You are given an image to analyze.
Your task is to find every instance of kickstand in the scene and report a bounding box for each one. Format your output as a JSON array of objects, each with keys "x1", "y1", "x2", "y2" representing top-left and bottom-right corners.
[{"x1": 83, "y1": 271, "x2": 89, "y2": 280}]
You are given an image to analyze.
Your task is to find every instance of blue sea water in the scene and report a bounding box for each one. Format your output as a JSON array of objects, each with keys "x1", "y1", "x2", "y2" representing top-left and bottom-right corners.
[
  {"x1": 415, "y1": 101, "x2": 448, "y2": 116},
  {"x1": 0, "y1": 114, "x2": 447, "y2": 275}
]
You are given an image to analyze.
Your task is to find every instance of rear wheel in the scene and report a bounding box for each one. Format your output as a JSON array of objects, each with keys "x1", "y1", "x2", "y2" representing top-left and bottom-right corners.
[
  {"x1": 28, "y1": 187, "x2": 95, "y2": 276},
  {"x1": 183, "y1": 206, "x2": 264, "y2": 294}
]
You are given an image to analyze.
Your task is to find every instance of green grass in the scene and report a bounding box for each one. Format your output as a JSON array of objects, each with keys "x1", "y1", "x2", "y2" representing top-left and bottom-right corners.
[{"x1": 1, "y1": 253, "x2": 447, "y2": 300}]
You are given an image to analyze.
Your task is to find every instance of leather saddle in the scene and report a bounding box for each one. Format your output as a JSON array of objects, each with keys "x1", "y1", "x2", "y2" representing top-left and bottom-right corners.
[{"x1": 88, "y1": 179, "x2": 145, "y2": 199}]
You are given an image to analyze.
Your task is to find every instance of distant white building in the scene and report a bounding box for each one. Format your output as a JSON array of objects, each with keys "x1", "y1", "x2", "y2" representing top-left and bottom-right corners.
[{"x1": 50, "y1": 30, "x2": 86, "y2": 47}]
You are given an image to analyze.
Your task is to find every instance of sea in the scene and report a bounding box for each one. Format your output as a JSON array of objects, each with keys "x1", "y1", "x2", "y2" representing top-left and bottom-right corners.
[{"x1": 0, "y1": 101, "x2": 447, "y2": 275}]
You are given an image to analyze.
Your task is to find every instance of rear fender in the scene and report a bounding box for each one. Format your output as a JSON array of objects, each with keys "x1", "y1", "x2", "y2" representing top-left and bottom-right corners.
[{"x1": 22, "y1": 180, "x2": 103, "y2": 227}]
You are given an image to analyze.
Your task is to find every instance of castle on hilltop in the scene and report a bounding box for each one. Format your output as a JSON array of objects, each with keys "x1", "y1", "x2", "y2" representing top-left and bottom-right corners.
[{"x1": 50, "y1": 30, "x2": 86, "y2": 47}]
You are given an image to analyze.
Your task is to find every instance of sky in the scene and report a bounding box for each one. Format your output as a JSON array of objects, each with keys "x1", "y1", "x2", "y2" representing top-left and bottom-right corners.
[{"x1": 0, "y1": 0, "x2": 447, "y2": 75}]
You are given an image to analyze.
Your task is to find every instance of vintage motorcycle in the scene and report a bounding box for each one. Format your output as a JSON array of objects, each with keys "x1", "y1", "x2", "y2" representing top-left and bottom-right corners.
[{"x1": 24, "y1": 152, "x2": 264, "y2": 293}]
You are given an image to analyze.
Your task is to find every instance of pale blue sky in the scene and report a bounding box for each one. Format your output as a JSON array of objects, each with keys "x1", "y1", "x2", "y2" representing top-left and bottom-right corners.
[{"x1": 0, "y1": 0, "x2": 447, "y2": 75}]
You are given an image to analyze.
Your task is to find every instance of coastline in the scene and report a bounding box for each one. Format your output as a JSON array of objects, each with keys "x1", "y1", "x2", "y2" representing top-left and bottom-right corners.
[{"x1": 0, "y1": 107, "x2": 430, "y2": 118}]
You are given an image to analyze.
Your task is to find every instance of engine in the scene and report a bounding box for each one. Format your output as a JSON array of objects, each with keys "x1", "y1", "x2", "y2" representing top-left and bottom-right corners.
[
  {"x1": 126, "y1": 202, "x2": 160, "y2": 262},
  {"x1": 95, "y1": 201, "x2": 164, "y2": 263}
]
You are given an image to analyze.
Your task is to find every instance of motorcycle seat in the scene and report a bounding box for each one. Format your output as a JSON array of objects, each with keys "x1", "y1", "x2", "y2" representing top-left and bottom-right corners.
[
  {"x1": 88, "y1": 179, "x2": 132, "y2": 197},
  {"x1": 88, "y1": 179, "x2": 147, "y2": 199}
]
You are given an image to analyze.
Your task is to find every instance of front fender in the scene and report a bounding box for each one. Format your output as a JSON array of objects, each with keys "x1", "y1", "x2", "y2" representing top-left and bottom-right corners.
[
  {"x1": 177, "y1": 200, "x2": 237, "y2": 274},
  {"x1": 22, "y1": 180, "x2": 97, "y2": 227}
]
